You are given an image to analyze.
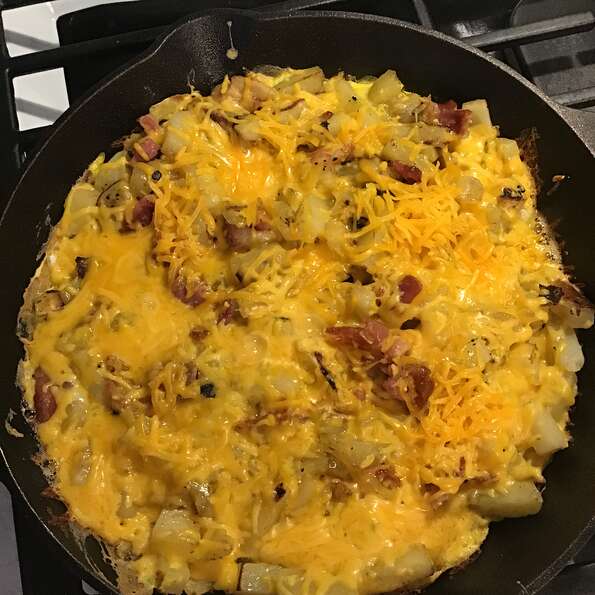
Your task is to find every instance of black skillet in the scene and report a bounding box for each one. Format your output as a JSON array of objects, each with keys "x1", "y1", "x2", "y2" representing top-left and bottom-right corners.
[{"x1": 1, "y1": 4, "x2": 594, "y2": 594}]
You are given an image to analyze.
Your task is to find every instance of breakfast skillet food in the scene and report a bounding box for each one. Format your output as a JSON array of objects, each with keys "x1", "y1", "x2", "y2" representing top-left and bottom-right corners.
[{"x1": 17, "y1": 67, "x2": 593, "y2": 594}]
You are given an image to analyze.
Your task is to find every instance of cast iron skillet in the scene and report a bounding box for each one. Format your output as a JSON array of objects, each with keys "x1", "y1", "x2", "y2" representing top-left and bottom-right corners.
[{"x1": 1, "y1": 5, "x2": 594, "y2": 595}]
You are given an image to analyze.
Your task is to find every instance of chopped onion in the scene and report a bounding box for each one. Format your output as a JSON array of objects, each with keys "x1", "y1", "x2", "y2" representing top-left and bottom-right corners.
[
  {"x1": 187, "y1": 481, "x2": 214, "y2": 517},
  {"x1": 236, "y1": 118, "x2": 262, "y2": 142},
  {"x1": 70, "y1": 443, "x2": 92, "y2": 485}
]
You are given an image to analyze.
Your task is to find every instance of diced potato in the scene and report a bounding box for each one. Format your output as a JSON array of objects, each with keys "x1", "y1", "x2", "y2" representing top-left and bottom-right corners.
[
  {"x1": 469, "y1": 480, "x2": 543, "y2": 518},
  {"x1": 457, "y1": 176, "x2": 484, "y2": 203},
  {"x1": 300, "y1": 195, "x2": 331, "y2": 243},
  {"x1": 94, "y1": 153, "x2": 128, "y2": 191},
  {"x1": 66, "y1": 184, "x2": 99, "y2": 213},
  {"x1": 334, "y1": 78, "x2": 359, "y2": 112},
  {"x1": 239, "y1": 563, "x2": 302, "y2": 593},
  {"x1": 236, "y1": 118, "x2": 262, "y2": 142},
  {"x1": 184, "y1": 578, "x2": 214, "y2": 595},
  {"x1": 362, "y1": 545, "x2": 434, "y2": 593},
  {"x1": 368, "y1": 70, "x2": 404, "y2": 105},
  {"x1": 276, "y1": 67, "x2": 324, "y2": 94},
  {"x1": 532, "y1": 408, "x2": 567, "y2": 455},
  {"x1": 160, "y1": 561, "x2": 190, "y2": 594},
  {"x1": 558, "y1": 330, "x2": 585, "y2": 372},
  {"x1": 351, "y1": 284, "x2": 378, "y2": 319},
  {"x1": 462, "y1": 99, "x2": 492, "y2": 126},
  {"x1": 151, "y1": 510, "x2": 201, "y2": 557},
  {"x1": 162, "y1": 111, "x2": 195, "y2": 157},
  {"x1": 495, "y1": 138, "x2": 520, "y2": 161}
]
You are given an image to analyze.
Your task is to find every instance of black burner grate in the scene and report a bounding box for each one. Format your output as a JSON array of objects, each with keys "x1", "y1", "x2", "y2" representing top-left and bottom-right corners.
[{"x1": 1, "y1": 1, "x2": 595, "y2": 594}]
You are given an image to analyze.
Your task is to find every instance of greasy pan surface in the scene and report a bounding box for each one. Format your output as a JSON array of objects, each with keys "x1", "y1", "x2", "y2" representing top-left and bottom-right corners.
[{"x1": 1, "y1": 9, "x2": 594, "y2": 595}]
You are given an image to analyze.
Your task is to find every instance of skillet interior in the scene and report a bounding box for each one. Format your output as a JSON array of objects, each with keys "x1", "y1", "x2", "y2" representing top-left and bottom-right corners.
[{"x1": 0, "y1": 9, "x2": 593, "y2": 594}]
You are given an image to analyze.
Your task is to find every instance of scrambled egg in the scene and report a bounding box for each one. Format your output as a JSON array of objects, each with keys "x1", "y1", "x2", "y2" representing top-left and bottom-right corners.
[{"x1": 18, "y1": 68, "x2": 593, "y2": 595}]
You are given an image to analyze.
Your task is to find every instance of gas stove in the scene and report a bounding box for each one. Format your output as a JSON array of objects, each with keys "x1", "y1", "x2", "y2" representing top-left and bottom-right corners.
[{"x1": 1, "y1": 1, "x2": 595, "y2": 593}]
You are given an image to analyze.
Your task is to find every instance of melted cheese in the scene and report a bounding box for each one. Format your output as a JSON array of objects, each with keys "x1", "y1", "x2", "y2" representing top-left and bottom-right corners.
[{"x1": 20, "y1": 68, "x2": 586, "y2": 595}]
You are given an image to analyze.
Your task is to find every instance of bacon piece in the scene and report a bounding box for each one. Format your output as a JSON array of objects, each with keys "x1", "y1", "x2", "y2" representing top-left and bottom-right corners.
[
  {"x1": 433, "y1": 100, "x2": 472, "y2": 135},
  {"x1": 138, "y1": 114, "x2": 159, "y2": 133},
  {"x1": 254, "y1": 218, "x2": 272, "y2": 232},
  {"x1": 223, "y1": 221, "x2": 252, "y2": 253},
  {"x1": 33, "y1": 367, "x2": 57, "y2": 423},
  {"x1": 132, "y1": 195, "x2": 155, "y2": 226},
  {"x1": 217, "y1": 299, "x2": 239, "y2": 325},
  {"x1": 133, "y1": 137, "x2": 160, "y2": 161},
  {"x1": 326, "y1": 319, "x2": 389, "y2": 357},
  {"x1": 402, "y1": 364, "x2": 435, "y2": 407},
  {"x1": 189, "y1": 326, "x2": 209, "y2": 342},
  {"x1": 382, "y1": 364, "x2": 435, "y2": 409},
  {"x1": 398, "y1": 275, "x2": 423, "y2": 304},
  {"x1": 171, "y1": 275, "x2": 207, "y2": 307},
  {"x1": 389, "y1": 160, "x2": 422, "y2": 184},
  {"x1": 384, "y1": 337, "x2": 410, "y2": 361}
]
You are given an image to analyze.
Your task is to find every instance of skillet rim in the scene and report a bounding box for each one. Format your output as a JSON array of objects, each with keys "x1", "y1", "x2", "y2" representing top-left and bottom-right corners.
[{"x1": 2, "y1": 7, "x2": 594, "y2": 595}]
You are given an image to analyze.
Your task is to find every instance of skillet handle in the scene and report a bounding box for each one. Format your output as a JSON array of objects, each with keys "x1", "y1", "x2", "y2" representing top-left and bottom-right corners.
[{"x1": 559, "y1": 106, "x2": 595, "y2": 155}]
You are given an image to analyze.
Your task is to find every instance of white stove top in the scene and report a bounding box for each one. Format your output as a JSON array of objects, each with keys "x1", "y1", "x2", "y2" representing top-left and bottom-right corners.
[{"x1": 3, "y1": 0, "x2": 136, "y2": 131}]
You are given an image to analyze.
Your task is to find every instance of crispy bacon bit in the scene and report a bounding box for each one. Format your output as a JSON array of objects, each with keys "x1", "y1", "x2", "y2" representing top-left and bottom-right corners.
[
  {"x1": 75, "y1": 256, "x2": 88, "y2": 279},
  {"x1": 132, "y1": 195, "x2": 155, "y2": 226},
  {"x1": 434, "y1": 100, "x2": 472, "y2": 135},
  {"x1": 389, "y1": 160, "x2": 422, "y2": 184},
  {"x1": 402, "y1": 364, "x2": 435, "y2": 407},
  {"x1": 138, "y1": 114, "x2": 159, "y2": 133},
  {"x1": 381, "y1": 363, "x2": 435, "y2": 409},
  {"x1": 500, "y1": 185, "x2": 526, "y2": 200},
  {"x1": 223, "y1": 221, "x2": 252, "y2": 253},
  {"x1": 326, "y1": 319, "x2": 389, "y2": 357},
  {"x1": 320, "y1": 110, "x2": 333, "y2": 128},
  {"x1": 539, "y1": 284, "x2": 564, "y2": 305},
  {"x1": 421, "y1": 482, "x2": 440, "y2": 495},
  {"x1": 400, "y1": 317, "x2": 421, "y2": 330},
  {"x1": 171, "y1": 275, "x2": 207, "y2": 307},
  {"x1": 189, "y1": 326, "x2": 209, "y2": 342},
  {"x1": 133, "y1": 137, "x2": 160, "y2": 161},
  {"x1": 398, "y1": 275, "x2": 423, "y2": 304},
  {"x1": 314, "y1": 352, "x2": 337, "y2": 391},
  {"x1": 330, "y1": 479, "x2": 352, "y2": 502},
  {"x1": 33, "y1": 367, "x2": 57, "y2": 423},
  {"x1": 372, "y1": 465, "x2": 401, "y2": 489},
  {"x1": 217, "y1": 299, "x2": 240, "y2": 325},
  {"x1": 274, "y1": 483, "x2": 286, "y2": 501}
]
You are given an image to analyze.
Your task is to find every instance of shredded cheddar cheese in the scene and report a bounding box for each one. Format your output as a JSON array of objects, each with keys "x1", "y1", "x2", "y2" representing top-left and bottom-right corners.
[{"x1": 18, "y1": 67, "x2": 592, "y2": 595}]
